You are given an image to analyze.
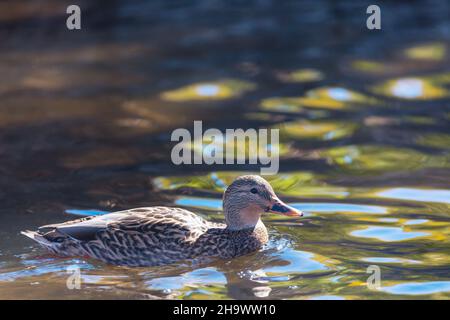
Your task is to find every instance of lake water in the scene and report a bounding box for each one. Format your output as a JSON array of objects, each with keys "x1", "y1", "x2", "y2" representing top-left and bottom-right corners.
[{"x1": 0, "y1": 0, "x2": 449, "y2": 299}]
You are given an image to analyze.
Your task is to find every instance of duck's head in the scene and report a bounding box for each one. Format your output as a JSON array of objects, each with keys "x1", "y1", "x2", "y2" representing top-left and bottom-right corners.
[{"x1": 223, "y1": 175, "x2": 303, "y2": 230}]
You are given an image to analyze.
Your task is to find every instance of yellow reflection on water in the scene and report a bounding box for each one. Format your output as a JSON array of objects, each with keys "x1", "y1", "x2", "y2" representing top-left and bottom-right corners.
[
  {"x1": 404, "y1": 43, "x2": 447, "y2": 61},
  {"x1": 276, "y1": 68, "x2": 324, "y2": 83},
  {"x1": 371, "y1": 76, "x2": 450, "y2": 100},
  {"x1": 260, "y1": 87, "x2": 377, "y2": 112},
  {"x1": 351, "y1": 60, "x2": 388, "y2": 74},
  {"x1": 422, "y1": 253, "x2": 450, "y2": 266},
  {"x1": 160, "y1": 79, "x2": 256, "y2": 101},
  {"x1": 260, "y1": 97, "x2": 305, "y2": 113},
  {"x1": 174, "y1": 133, "x2": 290, "y2": 162},
  {"x1": 417, "y1": 133, "x2": 450, "y2": 149},
  {"x1": 277, "y1": 120, "x2": 357, "y2": 141}
]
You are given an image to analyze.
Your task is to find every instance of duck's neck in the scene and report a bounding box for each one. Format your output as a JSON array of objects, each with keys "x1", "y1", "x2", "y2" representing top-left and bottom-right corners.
[
  {"x1": 224, "y1": 204, "x2": 263, "y2": 231},
  {"x1": 226, "y1": 218, "x2": 264, "y2": 231}
]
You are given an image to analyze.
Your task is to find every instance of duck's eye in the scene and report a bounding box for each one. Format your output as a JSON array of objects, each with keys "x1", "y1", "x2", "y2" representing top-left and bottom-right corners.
[{"x1": 250, "y1": 188, "x2": 258, "y2": 194}]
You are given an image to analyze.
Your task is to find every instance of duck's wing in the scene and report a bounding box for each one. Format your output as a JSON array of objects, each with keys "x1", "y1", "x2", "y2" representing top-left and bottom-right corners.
[
  {"x1": 106, "y1": 207, "x2": 215, "y2": 243},
  {"x1": 36, "y1": 212, "x2": 130, "y2": 241},
  {"x1": 37, "y1": 207, "x2": 214, "y2": 243}
]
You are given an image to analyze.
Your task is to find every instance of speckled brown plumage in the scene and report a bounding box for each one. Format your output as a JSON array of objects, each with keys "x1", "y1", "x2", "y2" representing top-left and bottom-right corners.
[{"x1": 22, "y1": 175, "x2": 301, "y2": 267}]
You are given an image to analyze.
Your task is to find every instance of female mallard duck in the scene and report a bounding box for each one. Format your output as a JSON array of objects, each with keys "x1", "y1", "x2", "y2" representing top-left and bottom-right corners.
[{"x1": 22, "y1": 175, "x2": 302, "y2": 267}]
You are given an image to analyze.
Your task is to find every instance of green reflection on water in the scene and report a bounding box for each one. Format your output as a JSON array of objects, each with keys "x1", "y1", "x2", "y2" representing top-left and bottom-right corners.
[
  {"x1": 320, "y1": 145, "x2": 449, "y2": 172},
  {"x1": 417, "y1": 133, "x2": 450, "y2": 150},
  {"x1": 351, "y1": 60, "x2": 389, "y2": 74},
  {"x1": 154, "y1": 171, "x2": 350, "y2": 199}
]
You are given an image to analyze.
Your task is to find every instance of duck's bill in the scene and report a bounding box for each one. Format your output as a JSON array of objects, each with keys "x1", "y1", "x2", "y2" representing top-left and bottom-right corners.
[{"x1": 269, "y1": 200, "x2": 303, "y2": 217}]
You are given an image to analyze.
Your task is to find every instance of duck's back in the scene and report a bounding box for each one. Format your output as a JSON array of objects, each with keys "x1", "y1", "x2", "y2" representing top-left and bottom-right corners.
[{"x1": 23, "y1": 207, "x2": 226, "y2": 266}]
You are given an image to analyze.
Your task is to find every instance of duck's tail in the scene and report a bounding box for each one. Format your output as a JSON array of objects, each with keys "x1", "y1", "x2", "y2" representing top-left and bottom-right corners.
[
  {"x1": 21, "y1": 230, "x2": 58, "y2": 251},
  {"x1": 21, "y1": 230, "x2": 87, "y2": 257}
]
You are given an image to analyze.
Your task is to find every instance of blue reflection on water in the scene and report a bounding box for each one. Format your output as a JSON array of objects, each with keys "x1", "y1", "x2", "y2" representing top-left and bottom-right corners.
[
  {"x1": 381, "y1": 281, "x2": 450, "y2": 295},
  {"x1": 378, "y1": 188, "x2": 450, "y2": 204},
  {"x1": 378, "y1": 218, "x2": 399, "y2": 223},
  {"x1": 328, "y1": 88, "x2": 352, "y2": 101},
  {"x1": 175, "y1": 197, "x2": 222, "y2": 210},
  {"x1": 403, "y1": 219, "x2": 429, "y2": 225},
  {"x1": 65, "y1": 209, "x2": 109, "y2": 216},
  {"x1": 0, "y1": 259, "x2": 94, "y2": 282},
  {"x1": 390, "y1": 78, "x2": 424, "y2": 99},
  {"x1": 196, "y1": 84, "x2": 220, "y2": 97},
  {"x1": 145, "y1": 267, "x2": 226, "y2": 290},
  {"x1": 263, "y1": 249, "x2": 328, "y2": 274},
  {"x1": 351, "y1": 226, "x2": 428, "y2": 241},
  {"x1": 291, "y1": 202, "x2": 387, "y2": 214},
  {"x1": 361, "y1": 257, "x2": 421, "y2": 264}
]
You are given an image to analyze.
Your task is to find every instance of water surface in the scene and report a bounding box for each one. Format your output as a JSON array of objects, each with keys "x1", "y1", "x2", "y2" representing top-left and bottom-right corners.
[{"x1": 0, "y1": 0, "x2": 449, "y2": 299}]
